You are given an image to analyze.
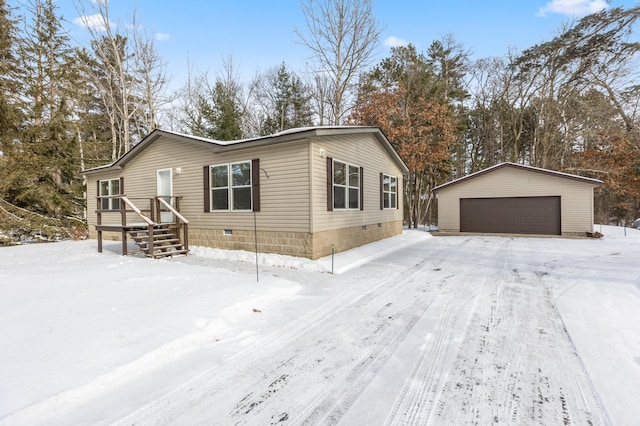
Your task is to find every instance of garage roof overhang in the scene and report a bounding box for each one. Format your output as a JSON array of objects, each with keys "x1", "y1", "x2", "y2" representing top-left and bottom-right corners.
[{"x1": 432, "y1": 162, "x2": 603, "y2": 193}]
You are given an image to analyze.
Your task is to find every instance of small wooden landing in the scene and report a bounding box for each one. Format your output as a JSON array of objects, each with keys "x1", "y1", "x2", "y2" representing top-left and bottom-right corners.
[
  {"x1": 95, "y1": 195, "x2": 189, "y2": 259},
  {"x1": 96, "y1": 223, "x2": 188, "y2": 258}
]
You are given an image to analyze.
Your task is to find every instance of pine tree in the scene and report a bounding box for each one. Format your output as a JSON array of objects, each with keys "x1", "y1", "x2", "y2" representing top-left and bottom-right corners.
[
  {"x1": 256, "y1": 62, "x2": 314, "y2": 135},
  {"x1": 350, "y1": 44, "x2": 456, "y2": 228},
  {"x1": 0, "y1": 0, "x2": 20, "y2": 159},
  {"x1": 6, "y1": 0, "x2": 81, "y2": 218},
  {"x1": 184, "y1": 58, "x2": 245, "y2": 140},
  {"x1": 427, "y1": 34, "x2": 470, "y2": 178},
  {"x1": 207, "y1": 79, "x2": 243, "y2": 140}
]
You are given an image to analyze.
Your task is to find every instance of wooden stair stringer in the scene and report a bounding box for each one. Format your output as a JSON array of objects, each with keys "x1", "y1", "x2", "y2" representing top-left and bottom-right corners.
[{"x1": 127, "y1": 224, "x2": 189, "y2": 258}]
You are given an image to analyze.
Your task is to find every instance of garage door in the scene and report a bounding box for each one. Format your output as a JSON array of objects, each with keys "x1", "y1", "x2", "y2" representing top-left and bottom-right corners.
[{"x1": 460, "y1": 196, "x2": 561, "y2": 235}]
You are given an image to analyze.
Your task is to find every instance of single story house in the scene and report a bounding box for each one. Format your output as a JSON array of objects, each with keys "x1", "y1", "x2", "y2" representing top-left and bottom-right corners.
[
  {"x1": 432, "y1": 162, "x2": 603, "y2": 236},
  {"x1": 83, "y1": 126, "x2": 408, "y2": 259}
]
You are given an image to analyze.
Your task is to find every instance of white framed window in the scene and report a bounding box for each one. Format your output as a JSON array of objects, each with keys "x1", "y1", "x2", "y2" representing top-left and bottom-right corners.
[
  {"x1": 99, "y1": 178, "x2": 121, "y2": 210},
  {"x1": 333, "y1": 159, "x2": 360, "y2": 210},
  {"x1": 210, "y1": 161, "x2": 252, "y2": 211},
  {"x1": 383, "y1": 174, "x2": 397, "y2": 209}
]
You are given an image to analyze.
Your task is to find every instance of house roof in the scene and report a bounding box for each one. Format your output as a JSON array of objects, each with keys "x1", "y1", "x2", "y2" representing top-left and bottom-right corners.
[
  {"x1": 82, "y1": 126, "x2": 409, "y2": 175},
  {"x1": 432, "y1": 162, "x2": 603, "y2": 192}
]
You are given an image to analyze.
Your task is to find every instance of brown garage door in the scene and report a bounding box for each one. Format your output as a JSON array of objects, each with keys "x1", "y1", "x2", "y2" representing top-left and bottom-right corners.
[{"x1": 460, "y1": 196, "x2": 561, "y2": 235}]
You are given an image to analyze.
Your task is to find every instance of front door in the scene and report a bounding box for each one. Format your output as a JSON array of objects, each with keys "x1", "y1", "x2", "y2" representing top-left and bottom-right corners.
[{"x1": 157, "y1": 168, "x2": 173, "y2": 223}]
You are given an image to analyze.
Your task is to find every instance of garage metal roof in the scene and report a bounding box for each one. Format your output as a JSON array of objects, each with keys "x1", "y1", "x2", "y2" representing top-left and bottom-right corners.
[{"x1": 433, "y1": 162, "x2": 603, "y2": 192}]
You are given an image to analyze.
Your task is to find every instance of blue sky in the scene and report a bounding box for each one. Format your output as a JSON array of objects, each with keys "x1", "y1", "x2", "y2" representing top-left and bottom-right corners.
[{"x1": 55, "y1": 0, "x2": 639, "y2": 88}]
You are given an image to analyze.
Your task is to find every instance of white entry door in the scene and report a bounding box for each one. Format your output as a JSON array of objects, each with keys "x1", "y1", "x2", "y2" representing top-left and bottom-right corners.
[{"x1": 157, "y1": 168, "x2": 173, "y2": 223}]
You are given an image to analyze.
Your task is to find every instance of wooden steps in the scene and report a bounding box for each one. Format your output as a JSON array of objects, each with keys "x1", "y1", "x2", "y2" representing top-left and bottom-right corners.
[
  {"x1": 95, "y1": 195, "x2": 190, "y2": 258},
  {"x1": 128, "y1": 224, "x2": 189, "y2": 258}
]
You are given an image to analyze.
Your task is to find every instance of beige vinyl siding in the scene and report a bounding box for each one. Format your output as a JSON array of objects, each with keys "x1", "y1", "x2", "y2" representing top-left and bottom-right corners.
[
  {"x1": 310, "y1": 133, "x2": 404, "y2": 232},
  {"x1": 87, "y1": 171, "x2": 151, "y2": 228},
  {"x1": 87, "y1": 170, "x2": 127, "y2": 227},
  {"x1": 214, "y1": 140, "x2": 310, "y2": 231},
  {"x1": 85, "y1": 128, "x2": 408, "y2": 257},
  {"x1": 437, "y1": 167, "x2": 596, "y2": 234},
  {"x1": 86, "y1": 135, "x2": 312, "y2": 233}
]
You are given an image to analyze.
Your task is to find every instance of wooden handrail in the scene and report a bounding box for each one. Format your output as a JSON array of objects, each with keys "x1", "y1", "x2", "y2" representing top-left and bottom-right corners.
[
  {"x1": 121, "y1": 196, "x2": 155, "y2": 225},
  {"x1": 156, "y1": 197, "x2": 190, "y2": 224},
  {"x1": 156, "y1": 196, "x2": 189, "y2": 252},
  {"x1": 95, "y1": 194, "x2": 189, "y2": 257}
]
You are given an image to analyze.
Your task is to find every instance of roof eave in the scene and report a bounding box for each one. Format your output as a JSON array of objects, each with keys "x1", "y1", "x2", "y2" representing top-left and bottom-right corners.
[
  {"x1": 81, "y1": 126, "x2": 409, "y2": 176},
  {"x1": 433, "y1": 162, "x2": 604, "y2": 192}
]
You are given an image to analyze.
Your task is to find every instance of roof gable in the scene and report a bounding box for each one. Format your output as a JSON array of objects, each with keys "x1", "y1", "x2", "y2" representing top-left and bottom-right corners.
[
  {"x1": 82, "y1": 126, "x2": 408, "y2": 175},
  {"x1": 433, "y1": 162, "x2": 603, "y2": 192}
]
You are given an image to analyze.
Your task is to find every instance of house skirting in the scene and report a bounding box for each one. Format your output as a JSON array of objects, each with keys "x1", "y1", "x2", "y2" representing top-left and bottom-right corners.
[
  {"x1": 90, "y1": 220, "x2": 403, "y2": 260},
  {"x1": 309, "y1": 220, "x2": 403, "y2": 259}
]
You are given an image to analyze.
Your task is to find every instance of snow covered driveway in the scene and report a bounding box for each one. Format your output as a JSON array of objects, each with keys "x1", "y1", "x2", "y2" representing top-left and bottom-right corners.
[{"x1": 1, "y1": 227, "x2": 639, "y2": 425}]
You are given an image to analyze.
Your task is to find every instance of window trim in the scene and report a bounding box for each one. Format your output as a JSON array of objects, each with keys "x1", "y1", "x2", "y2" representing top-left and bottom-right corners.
[
  {"x1": 382, "y1": 173, "x2": 398, "y2": 209},
  {"x1": 210, "y1": 163, "x2": 230, "y2": 211},
  {"x1": 209, "y1": 160, "x2": 253, "y2": 212},
  {"x1": 98, "y1": 177, "x2": 121, "y2": 211},
  {"x1": 332, "y1": 159, "x2": 361, "y2": 211}
]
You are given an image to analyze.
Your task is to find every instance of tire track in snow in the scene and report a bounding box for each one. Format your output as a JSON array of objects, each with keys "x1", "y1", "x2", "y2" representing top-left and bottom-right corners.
[
  {"x1": 8, "y1": 236, "x2": 613, "y2": 425},
  {"x1": 376, "y1": 238, "x2": 511, "y2": 426},
  {"x1": 225, "y1": 262, "x2": 439, "y2": 425},
  {"x1": 114, "y1": 249, "x2": 443, "y2": 425},
  {"x1": 295, "y1": 252, "x2": 473, "y2": 425},
  {"x1": 545, "y1": 290, "x2": 611, "y2": 425},
  {"x1": 293, "y1": 293, "x2": 437, "y2": 426},
  {"x1": 4, "y1": 246, "x2": 431, "y2": 425},
  {"x1": 385, "y1": 296, "x2": 458, "y2": 425},
  {"x1": 429, "y1": 241, "x2": 610, "y2": 425},
  {"x1": 383, "y1": 277, "x2": 480, "y2": 425}
]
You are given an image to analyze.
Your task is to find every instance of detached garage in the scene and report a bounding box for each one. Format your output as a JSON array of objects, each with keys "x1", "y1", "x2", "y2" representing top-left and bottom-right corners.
[{"x1": 433, "y1": 163, "x2": 603, "y2": 236}]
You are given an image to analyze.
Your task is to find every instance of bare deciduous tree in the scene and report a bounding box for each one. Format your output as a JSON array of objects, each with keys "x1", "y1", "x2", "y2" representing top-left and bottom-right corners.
[
  {"x1": 295, "y1": 0, "x2": 382, "y2": 125},
  {"x1": 132, "y1": 18, "x2": 172, "y2": 138},
  {"x1": 75, "y1": 0, "x2": 169, "y2": 158}
]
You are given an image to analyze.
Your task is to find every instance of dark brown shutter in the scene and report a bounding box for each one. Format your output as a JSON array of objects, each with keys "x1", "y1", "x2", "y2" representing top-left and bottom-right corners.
[
  {"x1": 203, "y1": 166, "x2": 210, "y2": 212},
  {"x1": 397, "y1": 177, "x2": 400, "y2": 210},
  {"x1": 360, "y1": 167, "x2": 364, "y2": 211},
  {"x1": 252, "y1": 159, "x2": 261, "y2": 212},
  {"x1": 327, "y1": 157, "x2": 333, "y2": 211},
  {"x1": 380, "y1": 173, "x2": 384, "y2": 210},
  {"x1": 96, "y1": 180, "x2": 100, "y2": 210}
]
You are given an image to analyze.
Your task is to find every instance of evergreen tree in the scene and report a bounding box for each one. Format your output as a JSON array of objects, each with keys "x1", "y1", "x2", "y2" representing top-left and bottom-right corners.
[
  {"x1": 427, "y1": 34, "x2": 469, "y2": 104},
  {"x1": 350, "y1": 44, "x2": 456, "y2": 227},
  {"x1": 427, "y1": 34, "x2": 470, "y2": 178},
  {"x1": 255, "y1": 62, "x2": 313, "y2": 135},
  {"x1": 204, "y1": 79, "x2": 243, "y2": 140},
  {"x1": 183, "y1": 58, "x2": 245, "y2": 141},
  {"x1": 5, "y1": 0, "x2": 81, "y2": 217},
  {"x1": 0, "y1": 0, "x2": 20, "y2": 159}
]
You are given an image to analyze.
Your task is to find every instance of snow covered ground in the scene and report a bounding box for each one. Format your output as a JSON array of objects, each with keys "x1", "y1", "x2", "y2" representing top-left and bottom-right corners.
[{"x1": 0, "y1": 226, "x2": 638, "y2": 425}]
